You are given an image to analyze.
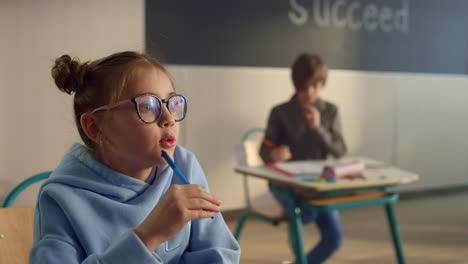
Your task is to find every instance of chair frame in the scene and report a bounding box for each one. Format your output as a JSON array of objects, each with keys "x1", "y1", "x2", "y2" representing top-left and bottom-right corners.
[
  {"x1": 2, "y1": 171, "x2": 51, "y2": 208},
  {"x1": 234, "y1": 128, "x2": 283, "y2": 240}
]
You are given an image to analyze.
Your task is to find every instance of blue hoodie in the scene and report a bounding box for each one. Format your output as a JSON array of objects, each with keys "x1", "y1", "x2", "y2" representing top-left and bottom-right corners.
[{"x1": 30, "y1": 143, "x2": 240, "y2": 263}]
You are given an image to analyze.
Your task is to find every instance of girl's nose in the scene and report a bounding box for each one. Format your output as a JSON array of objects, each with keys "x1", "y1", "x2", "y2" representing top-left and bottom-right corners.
[{"x1": 158, "y1": 107, "x2": 175, "y2": 127}]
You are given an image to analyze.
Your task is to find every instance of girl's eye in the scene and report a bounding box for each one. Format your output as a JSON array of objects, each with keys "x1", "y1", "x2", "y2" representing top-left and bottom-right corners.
[{"x1": 140, "y1": 104, "x2": 153, "y2": 112}]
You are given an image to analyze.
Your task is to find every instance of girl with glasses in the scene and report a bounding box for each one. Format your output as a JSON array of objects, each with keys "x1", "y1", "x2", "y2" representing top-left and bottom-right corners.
[{"x1": 30, "y1": 51, "x2": 240, "y2": 263}]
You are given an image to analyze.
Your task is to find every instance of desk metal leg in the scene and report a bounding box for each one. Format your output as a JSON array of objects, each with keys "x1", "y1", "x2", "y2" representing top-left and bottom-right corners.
[
  {"x1": 282, "y1": 188, "x2": 308, "y2": 264},
  {"x1": 385, "y1": 204, "x2": 406, "y2": 264},
  {"x1": 287, "y1": 207, "x2": 307, "y2": 264}
]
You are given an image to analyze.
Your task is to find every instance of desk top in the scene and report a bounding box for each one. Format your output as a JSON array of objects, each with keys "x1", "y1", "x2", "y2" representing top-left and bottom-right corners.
[{"x1": 235, "y1": 157, "x2": 419, "y2": 192}]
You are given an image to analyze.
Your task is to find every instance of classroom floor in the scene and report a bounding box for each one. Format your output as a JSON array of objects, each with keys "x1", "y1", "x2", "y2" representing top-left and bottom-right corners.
[{"x1": 225, "y1": 192, "x2": 468, "y2": 264}]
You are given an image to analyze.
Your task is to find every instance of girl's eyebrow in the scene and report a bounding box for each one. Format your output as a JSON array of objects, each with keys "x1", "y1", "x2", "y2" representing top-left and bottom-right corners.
[
  {"x1": 160, "y1": 91, "x2": 177, "y2": 99},
  {"x1": 136, "y1": 91, "x2": 177, "y2": 98}
]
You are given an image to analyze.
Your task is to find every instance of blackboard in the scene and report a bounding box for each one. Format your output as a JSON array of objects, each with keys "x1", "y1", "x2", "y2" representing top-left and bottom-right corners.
[{"x1": 146, "y1": 0, "x2": 468, "y2": 74}]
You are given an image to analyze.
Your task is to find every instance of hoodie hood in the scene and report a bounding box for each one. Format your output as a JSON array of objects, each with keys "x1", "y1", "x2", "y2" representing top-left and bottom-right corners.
[{"x1": 45, "y1": 143, "x2": 173, "y2": 202}]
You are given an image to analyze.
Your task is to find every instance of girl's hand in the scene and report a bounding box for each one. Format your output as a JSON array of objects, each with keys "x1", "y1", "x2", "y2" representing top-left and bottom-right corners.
[
  {"x1": 135, "y1": 184, "x2": 222, "y2": 251},
  {"x1": 303, "y1": 105, "x2": 321, "y2": 130},
  {"x1": 271, "y1": 145, "x2": 292, "y2": 163}
]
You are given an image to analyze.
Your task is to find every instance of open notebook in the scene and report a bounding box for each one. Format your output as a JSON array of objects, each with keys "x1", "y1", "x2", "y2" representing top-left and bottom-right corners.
[
  {"x1": 273, "y1": 160, "x2": 369, "y2": 178},
  {"x1": 272, "y1": 161, "x2": 323, "y2": 177}
]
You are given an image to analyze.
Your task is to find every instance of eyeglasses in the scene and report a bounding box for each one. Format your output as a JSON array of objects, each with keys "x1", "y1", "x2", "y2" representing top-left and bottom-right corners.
[{"x1": 91, "y1": 94, "x2": 187, "y2": 123}]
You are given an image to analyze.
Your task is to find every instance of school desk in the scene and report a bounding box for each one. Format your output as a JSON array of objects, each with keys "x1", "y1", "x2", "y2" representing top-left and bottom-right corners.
[{"x1": 234, "y1": 157, "x2": 419, "y2": 264}]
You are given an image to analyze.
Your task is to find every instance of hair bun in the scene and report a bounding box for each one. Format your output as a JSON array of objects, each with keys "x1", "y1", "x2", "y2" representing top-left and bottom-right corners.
[{"x1": 51, "y1": 55, "x2": 89, "y2": 94}]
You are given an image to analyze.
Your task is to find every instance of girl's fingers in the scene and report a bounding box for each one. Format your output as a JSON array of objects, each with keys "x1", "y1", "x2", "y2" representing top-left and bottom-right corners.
[
  {"x1": 186, "y1": 198, "x2": 221, "y2": 212},
  {"x1": 188, "y1": 209, "x2": 215, "y2": 220},
  {"x1": 183, "y1": 185, "x2": 222, "y2": 205}
]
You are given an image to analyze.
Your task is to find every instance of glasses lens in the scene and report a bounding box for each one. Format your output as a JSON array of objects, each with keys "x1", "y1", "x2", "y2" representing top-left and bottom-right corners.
[
  {"x1": 136, "y1": 95, "x2": 161, "y2": 123},
  {"x1": 168, "y1": 95, "x2": 187, "y2": 121}
]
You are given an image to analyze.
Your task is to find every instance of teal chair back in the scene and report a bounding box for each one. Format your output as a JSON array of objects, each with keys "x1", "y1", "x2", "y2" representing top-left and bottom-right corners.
[
  {"x1": 237, "y1": 128, "x2": 265, "y2": 167},
  {"x1": 235, "y1": 128, "x2": 290, "y2": 240},
  {"x1": 2, "y1": 171, "x2": 52, "y2": 208}
]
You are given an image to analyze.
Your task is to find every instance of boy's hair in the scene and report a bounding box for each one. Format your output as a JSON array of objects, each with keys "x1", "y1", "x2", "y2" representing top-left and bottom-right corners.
[
  {"x1": 291, "y1": 53, "x2": 328, "y2": 91},
  {"x1": 51, "y1": 51, "x2": 172, "y2": 148}
]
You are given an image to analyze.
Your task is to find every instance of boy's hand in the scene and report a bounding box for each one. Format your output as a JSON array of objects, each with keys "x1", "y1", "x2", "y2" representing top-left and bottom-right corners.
[
  {"x1": 271, "y1": 145, "x2": 292, "y2": 162},
  {"x1": 135, "y1": 184, "x2": 221, "y2": 251},
  {"x1": 303, "y1": 105, "x2": 321, "y2": 130}
]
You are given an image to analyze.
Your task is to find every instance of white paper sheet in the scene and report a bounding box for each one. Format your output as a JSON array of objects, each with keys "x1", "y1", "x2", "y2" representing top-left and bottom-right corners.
[{"x1": 275, "y1": 161, "x2": 323, "y2": 176}]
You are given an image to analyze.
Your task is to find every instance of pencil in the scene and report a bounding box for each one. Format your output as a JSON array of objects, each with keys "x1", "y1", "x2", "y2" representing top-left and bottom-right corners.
[
  {"x1": 161, "y1": 150, "x2": 190, "y2": 184},
  {"x1": 161, "y1": 150, "x2": 215, "y2": 219},
  {"x1": 263, "y1": 138, "x2": 278, "y2": 149},
  {"x1": 266, "y1": 162, "x2": 294, "y2": 177}
]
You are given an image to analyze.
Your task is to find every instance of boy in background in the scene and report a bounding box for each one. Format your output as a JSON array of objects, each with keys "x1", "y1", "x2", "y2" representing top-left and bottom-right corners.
[{"x1": 259, "y1": 53, "x2": 346, "y2": 263}]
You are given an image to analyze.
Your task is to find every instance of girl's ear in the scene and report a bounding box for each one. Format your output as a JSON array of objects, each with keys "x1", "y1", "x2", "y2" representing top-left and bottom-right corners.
[{"x1": 80, "y1": 112, "x2": 102, "y2": 144}]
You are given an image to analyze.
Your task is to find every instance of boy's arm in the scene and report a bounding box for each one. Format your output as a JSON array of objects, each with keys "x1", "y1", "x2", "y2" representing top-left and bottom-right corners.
[
  {"x1": 314, "y1": 107, "x2": 347, "y2": 158},
  {"x1": 259, "y1": 107, "x2": 282, "y2": 163}
]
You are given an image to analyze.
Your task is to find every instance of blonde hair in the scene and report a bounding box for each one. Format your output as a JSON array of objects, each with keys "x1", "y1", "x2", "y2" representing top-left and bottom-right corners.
[{"x1": 51, "y1": 51, "x2": 171, "y2": 148}]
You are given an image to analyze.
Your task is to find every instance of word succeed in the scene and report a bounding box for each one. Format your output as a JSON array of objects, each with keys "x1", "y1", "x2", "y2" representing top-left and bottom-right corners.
[{"x1": 289, "y1": 0, "x2": 409, "y2": 33}]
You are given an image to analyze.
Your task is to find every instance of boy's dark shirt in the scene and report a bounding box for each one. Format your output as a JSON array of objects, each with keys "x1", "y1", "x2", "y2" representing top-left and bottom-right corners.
[{"x1": 260, "y1": 95, "x2": 347, "y2": 162}]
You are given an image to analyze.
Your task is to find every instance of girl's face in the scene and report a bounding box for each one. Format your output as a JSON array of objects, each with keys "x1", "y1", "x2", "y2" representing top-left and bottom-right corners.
[
  {"x1": 296, "y1": 79, "x2": 324, "y2": 106},
  {"x1": 98, "y1": 65, "x2": 180, "y2": 176}
]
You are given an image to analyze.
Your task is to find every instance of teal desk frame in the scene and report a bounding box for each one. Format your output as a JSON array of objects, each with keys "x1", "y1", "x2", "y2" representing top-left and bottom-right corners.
[
  {"x1": 270, "y1": 185, "x2": 404, "y2": 264},
  {"x1": 234, "y1": 161, "x2": 418, "y2": 264}
]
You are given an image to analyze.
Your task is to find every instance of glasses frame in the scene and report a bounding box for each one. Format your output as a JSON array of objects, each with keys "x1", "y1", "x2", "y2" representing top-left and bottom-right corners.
[{"x1": 91, "y1": 94, "x2": 188, "y2": 123}]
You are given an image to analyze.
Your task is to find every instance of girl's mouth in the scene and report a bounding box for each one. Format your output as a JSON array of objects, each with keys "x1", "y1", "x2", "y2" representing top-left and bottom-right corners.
[{"x1": 160, "y1": 135, "x2": 176, "y2": 149}]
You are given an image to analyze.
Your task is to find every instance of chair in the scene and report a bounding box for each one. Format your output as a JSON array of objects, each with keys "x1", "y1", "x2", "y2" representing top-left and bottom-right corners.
[
  {"x1": 2, "y1": 171, "x2": 52, "y2": 208},
  {"x1": 0, "y1": 172, "x2": 51, "y2": 263},
  {"x1": 234, "y1": 128, "x2": 287, "y2": 240},
  {"x1": 0, "y1": 206, "x2": 35, "y2": 264}
]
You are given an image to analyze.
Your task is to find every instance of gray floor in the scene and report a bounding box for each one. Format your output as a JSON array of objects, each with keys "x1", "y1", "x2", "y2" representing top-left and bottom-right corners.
[{"x1": 226, "y1": 192, "x2": 468, "y2": 264}]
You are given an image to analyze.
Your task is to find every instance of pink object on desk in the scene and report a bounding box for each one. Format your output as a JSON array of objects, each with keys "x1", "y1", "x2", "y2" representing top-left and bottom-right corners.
[{"x1": 321, "y1": 161, "x2": 365, "y2": 180}]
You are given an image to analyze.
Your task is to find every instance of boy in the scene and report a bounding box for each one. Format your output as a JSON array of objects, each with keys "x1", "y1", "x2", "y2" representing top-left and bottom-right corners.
[{"x1": 259, "y1": 53, "x2": 346, "y2": 263}]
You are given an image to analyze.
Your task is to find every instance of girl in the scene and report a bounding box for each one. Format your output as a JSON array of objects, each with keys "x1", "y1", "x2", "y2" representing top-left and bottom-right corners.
[{"x1": 30, "y1": 51, "x2": 240, "y2": 263}]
